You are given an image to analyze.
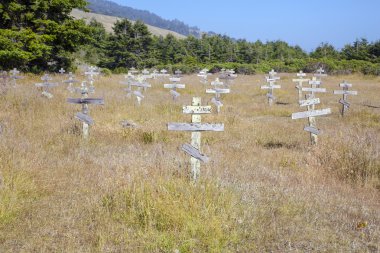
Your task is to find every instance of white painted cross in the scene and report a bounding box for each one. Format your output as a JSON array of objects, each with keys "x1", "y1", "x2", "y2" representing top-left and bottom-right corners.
[
  {"x1": 67, "y1": 81, "x2": 104, "y2": 139},
  {"x1": 168, "y1": 97, "x2": 224, "y2": 181},
  {"x1": 292, "y1": 96, "x2": 331, "y2": 145},
  {"x1": 84, "y1": 67, "x2": 99, "y2": 94},
  {"x1": 261, "y1": 71, "x2": 281, "y2": 106},
  {"x1": 35, "y1": 74, "x2": 58, "y2": 99},
  {"x1": 59, "y1": 68, "x2": 66, "y2": 75},
  {"x1": 63, "y1": 72, "x2": 79, "y2": 93},
  {"x1": 333, "y1": 80, "x2": 358, "y2": 116},
  {"x1": 302, "y1": 77, "x2": 326, "y2": 110},
  {"x1": 130, "y1": 79, "x2": 151, "y2": 106},
  {"x1": 293, "y1": 71, "x2": 310, "y2": 101},
  {"x1": 198, "y1": 68, "x2": 210, "y2": 84},
  {"x1": 174, "y1": 69, "x2": 183, "y2": 77}
]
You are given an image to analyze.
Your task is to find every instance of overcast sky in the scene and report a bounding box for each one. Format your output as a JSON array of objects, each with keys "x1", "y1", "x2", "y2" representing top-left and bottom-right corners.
[{"x1": 111, "y1": 0, "x2": 380, "y2": 51}]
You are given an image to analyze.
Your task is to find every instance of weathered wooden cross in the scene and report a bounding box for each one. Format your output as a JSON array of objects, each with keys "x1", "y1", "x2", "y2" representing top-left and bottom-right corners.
[
  {"x1": 292, "y1": 70, "x2": 310, "y2": 101},
  {"x1": 206, "y1": 78, "x2": 230, "y2": 113},
  {"x1": 67, "y1": 81, "x2": 104, "y2": 138},
  {"x1": 164, "y1": 77, "x2": 185, "y2": 100},
  {"x1": 130, "y1": 78, "x2": 151, "y2": 106},
  {"x1": 174, "y1": 69, "x2": 183, "y2": 77},
  {"x1": 197, "y1": 68, "x2": 209, "y2": 84},
  {"x1": 0, "y1": 71, "x2": 8, "y2": 86},
  {"x1": 63, "y1": 72, "x2": 79, "y2": 93},
  {"x1": 314, "y1": 67, "x2": 327, "y2": 86},
  {"x1": 168, "y1": 97, "x2": 224, "y2": 181},
  {"x1": 333, "y1": 80, "x2": 358, "y2": 116},
  {"x1": 261, "y1": 70, "x2": 281, "y2": 106},
  {"x1": 84, "y1": 66, "x2": 99, "y2": 93},
  {"x1": 9, "y1": 68, "x2": 22, "y2": 86},
  {"x1": 292, "y1": 97, "x2": 331, "y2": 145},
  {"x1": 302, "y1": 77, "x2": 327, "y2": 110},
  {"x1": 35, "y1": 74, "x2": 58, "y2": 99}
]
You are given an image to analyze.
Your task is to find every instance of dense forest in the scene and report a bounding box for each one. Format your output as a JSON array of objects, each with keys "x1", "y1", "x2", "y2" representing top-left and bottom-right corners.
[{"x1": 1, "y1": 0, "x2": 380, "y2": 75}]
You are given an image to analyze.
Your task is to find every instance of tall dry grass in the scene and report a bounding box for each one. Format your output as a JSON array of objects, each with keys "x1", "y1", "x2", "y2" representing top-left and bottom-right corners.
[{"x1": 0, "y1": 73, "x2": 379, "y2": 252}]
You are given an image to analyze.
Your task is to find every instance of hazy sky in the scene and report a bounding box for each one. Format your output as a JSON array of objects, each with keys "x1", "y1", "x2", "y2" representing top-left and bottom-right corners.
[{"x1": 110, "y1": 0, "x2": 380, "y2": 51}]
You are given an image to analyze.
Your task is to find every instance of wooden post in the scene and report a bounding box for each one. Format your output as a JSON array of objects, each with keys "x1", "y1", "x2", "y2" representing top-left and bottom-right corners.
[
  {"x1": 167, "y1": 97, "x2": 224, "y2": 181},
  {"x1": 333, "y1": 81, "x2": 358, "y2": 116},
  {"x1": 191, "y1": 97, "x2": 202, "y2": 180}
]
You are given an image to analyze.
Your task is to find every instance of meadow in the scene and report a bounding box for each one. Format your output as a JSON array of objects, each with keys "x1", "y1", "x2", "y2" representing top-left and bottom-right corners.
[{"x1": 0, "y1": 73, "x2": 379, "y2": 252}]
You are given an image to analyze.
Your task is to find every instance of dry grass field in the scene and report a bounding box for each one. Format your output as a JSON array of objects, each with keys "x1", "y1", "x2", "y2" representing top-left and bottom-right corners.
[{"x1": 0, "y1": 73, "x2": 379, "y2": 252}]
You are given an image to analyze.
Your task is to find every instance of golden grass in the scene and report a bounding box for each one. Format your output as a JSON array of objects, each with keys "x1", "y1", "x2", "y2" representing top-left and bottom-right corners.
[{"x1": 0, "y1": 73, "x2": 379, "y2": 252}]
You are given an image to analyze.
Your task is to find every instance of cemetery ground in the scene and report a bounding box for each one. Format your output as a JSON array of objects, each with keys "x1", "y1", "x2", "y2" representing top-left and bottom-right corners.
[{"x1": 0, "y1": 73, "x2": 380, "y2": 252}]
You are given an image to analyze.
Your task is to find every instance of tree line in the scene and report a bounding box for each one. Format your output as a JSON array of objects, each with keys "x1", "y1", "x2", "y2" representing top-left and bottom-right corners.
[{"x1": 1, "y1": 0, "x2": 380, "y2": 75}]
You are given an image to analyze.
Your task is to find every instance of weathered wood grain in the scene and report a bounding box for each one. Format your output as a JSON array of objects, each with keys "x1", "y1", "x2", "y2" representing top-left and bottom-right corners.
[
  {"x1": 182, "y1": 143, "x2": 209, "y2": 163},
  {"x1": 304, "y1": 126, "x2": 321, "y2": 135},
  {"x1": 67, "y1": 98, "x2": 104, "y2": 105},
  {"x1": 75, "y1": 112, "x2": 94, "y2": 125},
  {"x1": 183, "y1": 106, "x2": 212, "y2": 114},
  {"x1": 292, "y1": 108, "x2": 331, "y2": 120},
  {"x1": 167, "y1": 123, "x2": 224, "y2": 132},
  {"x1": 164, "y1": 83, "x2": 186, "y2": 89},
  {"x1": 299, "y1": 98, "x2": 320, "y2": 107},
  {"x1": 333, "y1": 90, "x2": 358, "y2": 95}
]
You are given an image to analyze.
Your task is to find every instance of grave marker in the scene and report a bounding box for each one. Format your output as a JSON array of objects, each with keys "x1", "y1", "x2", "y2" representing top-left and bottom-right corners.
[
  {"x1": 333, "y1": 80, "x2": 358, "y2": 116},
  {"x1": 63, "y1": 72, "x2": 79, "y2": 93},
  {"x1": 314, "y1": 67, "x2": 327, "y2": 86},
  {"x1": 292, "y1": 95, "x2": 331, "y2": 145},
  {"x1": 9, "y1": 68, "x2": 23, "y2": 86},
  {"x1": 206, "y1": 78, "x2": 230, "y2": 113},
  {"x1": 167, "y1": 97, "x2": 223, "y2": 181},
  {"x1": 261, "y1": 70, "x2": 281, "y2": 106},
  {"x1": 35, "y1": 74, "x2": 58, "y2": 98},
  {"x1": 293, "y1": 71, "x2": 310, "y2": 101},
  {"x1": 67, "y1": 81, "x2": 104, "y2": 138}
]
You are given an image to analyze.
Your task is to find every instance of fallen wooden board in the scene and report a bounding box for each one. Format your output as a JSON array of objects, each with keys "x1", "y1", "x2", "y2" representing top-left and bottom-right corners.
[
  {"x1": 183, "y1": 106, "x2": 212, "y2": 114},
  {"x1": 67, "y1": 98, "x2": 104, "y2": 105},
  {"x1": 182, "y1": 143, "x2": 209, "y2": 163},
  {"x1": 299, "y1": 98, "x2": 320, "y2": 107},
  {"x1": 302, "y1": 87, "x2": 326, "y2": 92},
  {"x1": 304, "y1": 126, "x2": 321, "y2": 135},
  {"x1": 164, "y1": 83, "x2": 186, "y2": 89},
  {"x1": 292, "y1": 108, "x2": 331, "y2": 120},
  {"x1": 167, "y1": 123, "x2": 224, "y2": 132},
  {"x1": 75, "y1": 112, "x2": 94, "y2": 125},
  {"x1": 333, "y1": 90, "x2": 358, "y2": 95}
]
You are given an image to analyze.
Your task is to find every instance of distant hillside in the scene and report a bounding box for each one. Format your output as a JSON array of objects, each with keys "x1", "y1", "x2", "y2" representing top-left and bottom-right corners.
[
  {"x1": 71, "y1": 9, "x2": 186, "y2": 39},
  {"x1": 86, "y1": 0, "x2": 202, "y2": 38}
]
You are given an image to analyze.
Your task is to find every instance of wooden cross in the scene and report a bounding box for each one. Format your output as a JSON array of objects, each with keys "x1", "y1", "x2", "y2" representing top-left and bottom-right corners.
[
  {"x1": 35, "y1": 74, "x2": 58, "y2": 99},
  {"x1": 197, "y1": 69, "x2": 210, "y2": 84},
  {"x1": 63, "y1": 72, "x2": 79, "y2": 93},
  {"x1": 129, "y1": 67, "x2": 139, "y2": 75},
  {"x1": 164, "y1": 77, "x2": 185, "y2": 100},
  {"x1": 0, "y1": 71, "x2": 8, "y2": 86},
  {"x1": 67, "y1": 81, "x2": 104, "y2": 139},
  {"x1": 261, "y1": 72, "x2": 281, "y2": 106},
  {"x1": 59, "y1": 68, "x2": 66, "y2": 75},
  {"x1": 219, "y1": 70, "x2": 236, "y2": 85},
  {"x1": 168, "y1": 97, "x2": 224, "y2": 181},
  {"x1": 302, "y1": 77, "x2": 326, "y2": 110},
  {"x1": 292, "y1": 97, "x2": 331, "y2": 145},
  {"x1": 206, "y1": 78, "x2": 230, "y2": 113},
  {"x1": 9, "y1": 68, "x2": 22, "y2": 86},
  {"x1": 293, "y1": 71, "x2": 310, "y2": 101},
  {"x1": 129, "y1": 80, "x2": 151, "y2": 106},
  {"x1": 174, "y1": 69, "x2": 183, "y2": 77},
  {"x1": 333, "y1": 80, "x2": 358, "y2": 116},
  {"x1": 314, "y1": 67, "x2": 327, "y2": 86},
  {"x1": 151, "y1": 69, "x2": 159, "y2": 79},
  {"x1": 120, "y1": 74, "x2": 135, "y2": 98},
  {"x1": 84, "y1": 67, "x2": 99, "y2": 93}
]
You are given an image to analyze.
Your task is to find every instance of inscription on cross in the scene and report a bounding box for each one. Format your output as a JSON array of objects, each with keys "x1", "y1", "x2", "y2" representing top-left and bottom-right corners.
[
  {"x1": 333, "y1": 80, "x2": 358, "y2": 116},
  {"x1": 168, "y1": 97, "x2": 224, "y2": 181},
  {"x1": 67, "y1": 81, "x2": 104, "y2": 139}
]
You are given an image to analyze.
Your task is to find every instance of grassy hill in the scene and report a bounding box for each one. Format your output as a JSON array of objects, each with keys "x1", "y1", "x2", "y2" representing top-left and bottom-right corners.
[{"x1": 71, "y1": 9, "x2": 186, "y2": 39}]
